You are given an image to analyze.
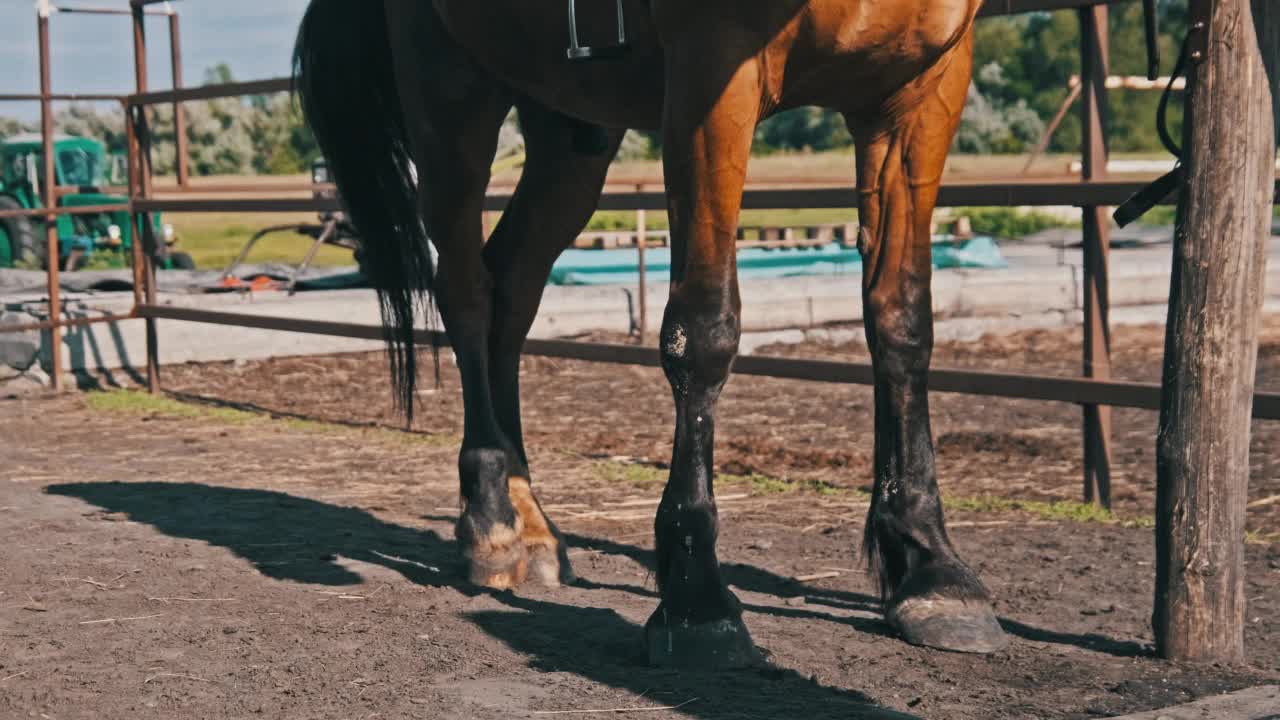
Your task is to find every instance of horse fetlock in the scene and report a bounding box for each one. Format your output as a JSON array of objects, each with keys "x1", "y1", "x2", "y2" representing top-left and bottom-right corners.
[
  {"x1": 458, "y1": 446, "x2": 514, "y2": 489},
  {"x1": 896, "y1": 555, "x2": 990, "y2": 604},
  {"x1": 655, "y1": 501, "x2": 718, "y2": 555},
  {"x1": 654, "y1": 503, "x2": 725, "y2": 603}
]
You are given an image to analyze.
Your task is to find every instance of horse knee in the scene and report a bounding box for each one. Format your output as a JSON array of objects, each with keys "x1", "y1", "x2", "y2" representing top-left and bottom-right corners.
[
  {"x1": 660, "y1": 302, "x2": 740, "y2": 397},
  {"x1": 865, "y1": 282, "x2": 932, "y2": 375}
]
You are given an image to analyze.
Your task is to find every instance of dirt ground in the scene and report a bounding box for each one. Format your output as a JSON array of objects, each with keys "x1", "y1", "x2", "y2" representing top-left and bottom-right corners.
[{"x1": 3, "y1": 318, "x2": 1280, "y2": 719}]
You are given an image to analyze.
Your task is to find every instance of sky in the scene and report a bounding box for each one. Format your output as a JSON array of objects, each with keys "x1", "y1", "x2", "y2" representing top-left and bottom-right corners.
[{"x1": 1, "y1": 0, "x2": 309, "y2": 120}]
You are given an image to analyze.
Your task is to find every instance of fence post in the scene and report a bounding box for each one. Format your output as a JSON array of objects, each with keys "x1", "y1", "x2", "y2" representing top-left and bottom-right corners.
[
  {"x1": 1078, "y1": 4, "x2": 1112, "y2": 508},
  {"x1": 168, "y1": 11, "x2": 189, "y2": 187},
  {"x1": 36, "y1": 7, "x2": 62, "y2": 391},
  {"x1": 133, "y1": 2, "x2": 160, "y2": 394},
  {"x1": 1154, "y1": 0, "x2": 1276, "y2": 663},
  {"x1": 635, "y1": 184, "x2": 647, "y2": 343}
]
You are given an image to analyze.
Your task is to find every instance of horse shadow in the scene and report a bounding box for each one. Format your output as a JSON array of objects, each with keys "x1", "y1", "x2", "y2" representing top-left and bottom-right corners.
[
  {"x1": 467, "y1": 594, "x2": 918, "y2": 720},
  {"x1": 47, "y1": 481, "x2": 919, "y2": 719},
  {"x1": 46, "y1": 481, "x2": 459, "y2": 588},
  {"x1": 47, "y1": 481, "x2": 1147, "y2": 667}
]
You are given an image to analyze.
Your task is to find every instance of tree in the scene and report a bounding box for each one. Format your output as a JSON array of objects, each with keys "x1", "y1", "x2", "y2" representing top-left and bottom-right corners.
[
  {"x1": 955, "y1": 63, "x2": 1046, "y2": 153},
  {"x1": 973, "y1": 7, "x2": 1188, "y2": 154},
  {"x1": 0, "y1": 116, "x2": 33, "y2": 142},
  {"x1": 753, "y1": 107, "x2": 851, "y2": 154},
  {"x1": 56, "y1": 104, "x2": 125, "y2": 154},
  {"x1": 248, "y1": 93, "x2": 319, "y2": 174}
]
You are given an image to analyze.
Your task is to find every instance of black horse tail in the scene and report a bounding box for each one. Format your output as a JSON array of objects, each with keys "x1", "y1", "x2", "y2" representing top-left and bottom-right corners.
[{"x1": 294, "y1": 0, "x2": 431, "y2": 421}]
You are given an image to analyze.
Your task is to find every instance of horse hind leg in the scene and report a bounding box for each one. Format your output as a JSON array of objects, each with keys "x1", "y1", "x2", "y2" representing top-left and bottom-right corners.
[
  {"x1": 482, "y1": 103, "x2": 625, "y2": 586},
  {"x1": 846, "y1": 38, "x2": 1007, "y2": 653},
  {"x1": 384, "y1": 1, "x2": 536, "y2": 589}
]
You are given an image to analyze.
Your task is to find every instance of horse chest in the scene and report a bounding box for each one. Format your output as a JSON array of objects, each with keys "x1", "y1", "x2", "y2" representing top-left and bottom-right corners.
[{"x1": 771, "y1": 0, "x2": 979, "y2": 111}]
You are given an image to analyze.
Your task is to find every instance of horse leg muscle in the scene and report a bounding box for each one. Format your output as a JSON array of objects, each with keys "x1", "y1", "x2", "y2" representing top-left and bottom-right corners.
[
  {"x1": 646, "y1": 46, "x2": 762, "y2": 670},
  {"x1": 847, "y1": 36, "x2": 1007, "y2": 653},
  {"x1": 483, "y1": 103, "x2": 625, "y2": 586}
]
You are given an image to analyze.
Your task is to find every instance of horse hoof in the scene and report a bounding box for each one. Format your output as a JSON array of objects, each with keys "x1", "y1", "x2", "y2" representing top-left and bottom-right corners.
[
  {"x1": 527, "y1": 544, "x2": 576, "y2": 587},
  {"x1": 508, "y1": 477, "x2": 575, "y2": 587},
  {"x1": 466, "y1": 551, "x2": 529, "y2": 590},
  {"x1": 462, "y1": 522, "x2": 530, "y2": 590},
  {"x1": 887, "y1": 597, "x2": 1008, "y2": 654},
  {"x1": 644, "y1": 609, "x2": 763, "y2": 669}
]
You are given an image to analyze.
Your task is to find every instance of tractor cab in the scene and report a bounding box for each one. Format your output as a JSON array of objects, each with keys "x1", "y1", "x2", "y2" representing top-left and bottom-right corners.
[
  {"x1": 0, "y1": 134, "x2": 176, "y2": 270},
  {"x1": 0, "y1": 134, "x2": 111, "y2": 198}
]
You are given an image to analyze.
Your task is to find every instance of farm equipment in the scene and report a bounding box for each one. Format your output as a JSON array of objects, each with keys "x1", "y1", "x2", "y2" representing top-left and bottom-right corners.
[
  {"x1": 0, "y1": 133, "x2": 192, "y2": 271},
  {"x1": 218, "y1": 159, "x2": 361, "y2": 294}
]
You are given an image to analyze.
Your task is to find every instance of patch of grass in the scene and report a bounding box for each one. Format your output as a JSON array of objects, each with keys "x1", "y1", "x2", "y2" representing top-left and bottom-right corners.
[
  {"x1": 85, "y1": 390, "x2": 457, "y2": 448},
  {"x1": 1121, "y1": 515, "x2": 1157, "y2": 529},
  {"x1": 950, "y1": 207, "x2": 1079, "y2": 239},
  {"x1": 592, "y1": 461, "x2": 667, "y2": 489},
  {"x1": 1134, "y1": 205, "x2": 1178, "y2": 227},
  {"x1": 944, "y1": 495, "x2": 1117, "y2": 524},
  {"x1": 1246, "y1": 530, "x2": 1280, "y2": 546},
  {"x1": 944, "y1": 494, "x2": 1162, "y2": 528},
  {"x1": 170, "y1": 211, "x2": 355, "y2": 270},
  {"x1": 76, "y1": 251, "x2": 129, "y2": 271},
  {"x1": 591, "y1": 460, "x2": 857, "y2": 498},
  {"x1": 720, "y1": 472, "x2": 851, "y2": 497},
  {"x1": 85, "y1": 390, "x2": 258, "y2": 424},
  {"x1": 583, "y1": 208, "x2": 858, "y2": 234}
]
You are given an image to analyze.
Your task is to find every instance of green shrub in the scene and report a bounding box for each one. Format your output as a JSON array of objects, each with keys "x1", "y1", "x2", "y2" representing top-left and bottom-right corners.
[{"x1": 953, "y1": 207, "x2": 1078, "y2": 239}]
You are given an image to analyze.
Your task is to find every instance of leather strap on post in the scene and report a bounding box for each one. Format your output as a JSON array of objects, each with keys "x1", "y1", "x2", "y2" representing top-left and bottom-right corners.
[{"x1": 1113, "y1": 2, "x2": 1213, "y2": 228}]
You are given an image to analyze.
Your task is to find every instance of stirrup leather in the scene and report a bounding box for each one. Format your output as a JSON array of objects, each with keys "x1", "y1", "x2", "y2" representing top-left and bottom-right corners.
[{"x1": 566, "y1": 0, "x2": 629, "y2": 61}]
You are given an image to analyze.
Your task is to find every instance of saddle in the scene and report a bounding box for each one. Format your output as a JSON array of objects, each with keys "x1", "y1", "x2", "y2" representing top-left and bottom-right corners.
[{"x1": 566, "y1": 0, "x2": 628, "y2": 61}]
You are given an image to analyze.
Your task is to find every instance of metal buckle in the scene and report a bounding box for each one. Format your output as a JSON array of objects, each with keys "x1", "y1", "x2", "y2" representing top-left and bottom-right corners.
[{"x1": 567, "y1": 0, "x2": 629, "y2": 61}]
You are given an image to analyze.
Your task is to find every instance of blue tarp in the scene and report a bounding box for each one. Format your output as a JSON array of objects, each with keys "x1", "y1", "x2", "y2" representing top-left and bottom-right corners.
[{"x1": 548, "y1": 236, "x2": 1007, "y2": 286}]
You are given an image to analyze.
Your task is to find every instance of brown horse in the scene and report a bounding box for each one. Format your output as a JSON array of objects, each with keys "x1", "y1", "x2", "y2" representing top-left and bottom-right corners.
[{"x1": 295, "y1": 0, "x2": 1007, "y2": 666}]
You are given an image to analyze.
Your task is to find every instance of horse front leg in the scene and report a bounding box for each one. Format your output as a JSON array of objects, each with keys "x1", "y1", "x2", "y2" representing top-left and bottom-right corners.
[
  {"x1": 847, "y1": 39, "x2": 1008, "y2": 653},
  {"x1": 645, "y1": 48, "x2": 762, "y2": 669}
]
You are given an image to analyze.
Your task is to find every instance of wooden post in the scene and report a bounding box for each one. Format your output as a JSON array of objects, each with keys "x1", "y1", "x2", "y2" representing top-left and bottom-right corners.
[
  {"x1": 168, "y1": 12, "x2": 190, "y2": 187},
  {"x1": 1079, "y1": 5, "x2": 1113, "y2": 508},
  {"x1": 36, "y1": 8, "x2": 62, "y2": 391},
  {"x1": 635, "y1": 184, "x2": 647, "y2": 344},
  {"x1": 132, "y1": 3, "x2": 160, "y2": 394},
  {"x1": 1154, "y1": 0, "x2": 1276, "y2": 663}
]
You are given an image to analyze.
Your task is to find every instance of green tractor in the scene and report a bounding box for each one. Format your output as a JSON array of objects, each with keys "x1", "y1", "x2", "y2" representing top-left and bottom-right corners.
[{"x1": 0, "y1": 134, "x2": 192, "y2": 270}]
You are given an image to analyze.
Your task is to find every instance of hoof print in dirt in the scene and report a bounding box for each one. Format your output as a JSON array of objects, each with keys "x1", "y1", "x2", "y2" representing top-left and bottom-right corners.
[
  {"x1": 644, "y1": 611, "x2": 763, "y2": 670},
  {"x1": 887, "y1": 597, "x2": 1009, "y2": 654}
]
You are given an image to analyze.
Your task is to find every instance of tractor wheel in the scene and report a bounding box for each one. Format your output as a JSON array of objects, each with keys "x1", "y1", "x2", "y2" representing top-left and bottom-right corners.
[
  {"x1": 168, "y1": 251, "x2": 196, "y2": 270},
  {"x1": 0, "y1": 196, "x2": 38, "y2": 268}
]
